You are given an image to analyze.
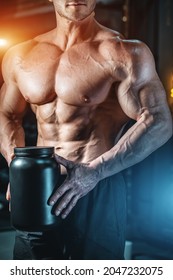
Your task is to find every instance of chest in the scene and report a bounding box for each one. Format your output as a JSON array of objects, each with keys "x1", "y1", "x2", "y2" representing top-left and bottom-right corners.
[{"x1": 16, "y1": 43, "x2": 114, "y2": 106}]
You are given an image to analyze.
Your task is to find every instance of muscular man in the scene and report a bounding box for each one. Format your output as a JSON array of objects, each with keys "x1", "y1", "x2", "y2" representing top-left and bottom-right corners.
[{"x1": 0, "y1": 0, "x2": 172, "y2": 259}]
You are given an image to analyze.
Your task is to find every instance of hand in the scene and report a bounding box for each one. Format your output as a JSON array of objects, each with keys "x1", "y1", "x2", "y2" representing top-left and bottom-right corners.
[
  {"x1": 49, "y1": 154, "x2": 100, "y2": 219},
  {"x1": 6, "y1": 183, "x2": 11, "y2": 211}
]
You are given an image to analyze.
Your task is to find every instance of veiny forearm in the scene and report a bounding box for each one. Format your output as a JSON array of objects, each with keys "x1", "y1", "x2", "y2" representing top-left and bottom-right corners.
[
  {"x1": 90, "y1": 108, "x2": 172, "y2": 180},
  {"x1": 0, "y1": 112, "x2": 25, "y2": 165}
]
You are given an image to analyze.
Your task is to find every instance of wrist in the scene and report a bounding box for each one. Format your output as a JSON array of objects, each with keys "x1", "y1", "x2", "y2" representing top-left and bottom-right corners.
[{"x1": 89, "y1": 157, "x2": 104, "y2": 181}]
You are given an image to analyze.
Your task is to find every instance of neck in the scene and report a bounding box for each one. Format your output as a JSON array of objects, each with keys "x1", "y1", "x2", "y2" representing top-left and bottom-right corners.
[{"x1": 53, "y1": 11, "x2": 97, "y2": 50}]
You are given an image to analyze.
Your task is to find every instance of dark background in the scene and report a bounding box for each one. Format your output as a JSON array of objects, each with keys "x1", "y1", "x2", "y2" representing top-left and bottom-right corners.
[{"x1": 0, "y1": 0, "x2": 173, "y2": 260}]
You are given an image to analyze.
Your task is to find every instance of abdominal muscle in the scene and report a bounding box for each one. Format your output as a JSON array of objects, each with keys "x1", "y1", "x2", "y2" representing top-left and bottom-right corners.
[
  {"x1": 31, "y1": 88, "x2": 129, "y2": 174},
  {"x1": 36, "y1": 118, "x2": 115, "y2": 174},
  {"x1": 34, "y1": 102, "x2": 120, "y2": 174}
]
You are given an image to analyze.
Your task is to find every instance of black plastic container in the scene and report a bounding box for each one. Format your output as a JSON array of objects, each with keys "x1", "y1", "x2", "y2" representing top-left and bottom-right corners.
[{"x1": 9, "y1": 146, "x2": 60, "y2": 231}]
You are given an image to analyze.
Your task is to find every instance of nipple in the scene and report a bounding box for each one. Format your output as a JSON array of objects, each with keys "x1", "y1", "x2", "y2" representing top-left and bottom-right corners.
[{"x1": 83, "y1": 95, "x2": 90, "y2": 103}]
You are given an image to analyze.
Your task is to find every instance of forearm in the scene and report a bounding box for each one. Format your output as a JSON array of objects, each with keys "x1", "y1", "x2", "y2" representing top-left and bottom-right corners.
[
  {"x1": 90, "y1": 109, "x2": 172, "y2": 180},
  {"x1": 0, "y1": 112, "x2": 25, "y2": 165}
]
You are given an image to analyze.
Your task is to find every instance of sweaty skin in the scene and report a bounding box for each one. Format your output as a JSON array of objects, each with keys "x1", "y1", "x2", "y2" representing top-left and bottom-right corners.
[{"x1": 0, "y1": 0, "x2": 172, "y2": 218}]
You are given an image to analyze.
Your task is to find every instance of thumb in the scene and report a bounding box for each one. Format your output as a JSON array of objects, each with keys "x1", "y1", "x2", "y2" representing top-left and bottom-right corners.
[{"x1": 54, "y1": 154, "x2": 75, "y2": 169}]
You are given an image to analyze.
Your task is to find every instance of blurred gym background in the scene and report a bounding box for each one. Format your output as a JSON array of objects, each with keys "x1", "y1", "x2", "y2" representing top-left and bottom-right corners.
[{"x1": 0, "y1": 0, "x2": 173, "y2": 260}]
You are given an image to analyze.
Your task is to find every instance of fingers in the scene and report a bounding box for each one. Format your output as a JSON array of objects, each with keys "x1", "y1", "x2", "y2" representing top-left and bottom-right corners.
[
  {"x1": 6, "y1": 184, "x2": 11, "y2": 201},
  {"x1": 54, "y1": 154, "x2": 74, "y2": 169},
  {"x1": 54, "y1": 192, "x2": 79, "y2": 219},
  {"x1": 54, "y1": 191, "x2": 77, "y2": 218},
  {"x1": 60, "y1": 195, "x2": 79, "y2": 219},
  {"x1": 49, "y1": 182, "x2": 69, "y2": 206},
  {"x1": 49, "y1": 181, "x2": 80, "y2": 219}
]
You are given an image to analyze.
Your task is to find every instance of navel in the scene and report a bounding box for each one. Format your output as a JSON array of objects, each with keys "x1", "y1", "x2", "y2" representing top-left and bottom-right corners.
[{"x1": 83, "y1": 95, "x2": 90, "y2": 104}]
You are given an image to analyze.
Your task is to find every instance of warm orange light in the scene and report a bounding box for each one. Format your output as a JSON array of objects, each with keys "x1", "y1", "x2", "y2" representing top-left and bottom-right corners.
[
  {"x1": 0, "y1": 38, "x2": 9, "y2": 48},
  {"x1": 170, "y1": 88, "x2": 173, "y2": 98}
]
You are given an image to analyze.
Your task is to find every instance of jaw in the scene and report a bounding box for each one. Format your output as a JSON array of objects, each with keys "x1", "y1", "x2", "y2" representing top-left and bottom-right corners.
[
  {"x1": 53, "y1": 1, "x2": 96, "y2": 23},
  {"x1": 55, "y1": 8, "x2": 96, "y2": 25}
]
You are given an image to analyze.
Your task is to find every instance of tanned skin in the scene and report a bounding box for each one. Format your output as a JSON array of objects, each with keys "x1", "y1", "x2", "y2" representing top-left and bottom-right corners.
[{"x1": 0, "y1": 0, "x2": 172, "y2": 218}]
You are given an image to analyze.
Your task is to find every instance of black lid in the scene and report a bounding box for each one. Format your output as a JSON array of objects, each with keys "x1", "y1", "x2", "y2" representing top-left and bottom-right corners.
[{"x1": 14, "y1": 146, "x2": 54, "y2": 156}]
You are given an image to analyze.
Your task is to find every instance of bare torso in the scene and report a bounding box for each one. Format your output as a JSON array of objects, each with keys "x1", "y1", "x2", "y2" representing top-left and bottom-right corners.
[
  {"x1": 14, "y1": 27, "x2": 130, "y2": 165},
  {"x1": 1, "y1": 9, "x2": 172, "y2": 217}
]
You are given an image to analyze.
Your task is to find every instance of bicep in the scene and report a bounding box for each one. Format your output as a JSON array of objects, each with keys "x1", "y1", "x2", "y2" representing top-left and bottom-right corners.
[
  {"x1": 117, "y1": 42, "x2": 169, "y2": 120},
  {"x1": 117, "y1": 78, "x2": 168, "y2": 121}
]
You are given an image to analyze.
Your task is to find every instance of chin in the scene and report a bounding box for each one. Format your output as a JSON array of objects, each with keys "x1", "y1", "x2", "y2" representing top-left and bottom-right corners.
[
  {"x1": 72, "y1": 16, "x2": 88, "y2": 22},
  {"x1": 67, "y1": 10, "x2": 94, "y2": 22}
]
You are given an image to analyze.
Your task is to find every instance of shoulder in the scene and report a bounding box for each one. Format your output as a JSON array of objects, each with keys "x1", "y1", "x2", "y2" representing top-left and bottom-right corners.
[
  {"x1": 94, "y1": 25, "x2": 156, "y2": 81},
  {"x1": 120, "y1": 38, "x2": 155, "y2": 67},
  {"x1": 95, "y1": 22, "x2": 153, "y2": 62},
  {"x1": 100, "y1": 34, "x2": 154, "y2": 66},
  {"x1": 120, "y1": 39, "x2": 157, "y2": 84},
  {"x1": 1, "y1": 30, "x2": 50, "y2": 64},
  {"x1": 1, "y1": 38, "x2": 38, "y2": 82},
  {"x1": 104, "y1": 36, "x2": 157, "y2": 83},
  {"x1": 2, "y1": 39, "x2": 36, "y2": 61},
  {"x1": 2, "y1": 40, "x2": 34, "y2": 72},
  {"x1": 94, "y1": 24, "x2": 149, "y2": 62}
]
